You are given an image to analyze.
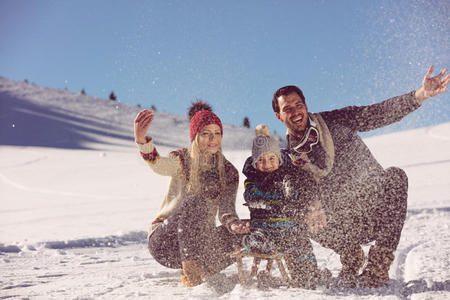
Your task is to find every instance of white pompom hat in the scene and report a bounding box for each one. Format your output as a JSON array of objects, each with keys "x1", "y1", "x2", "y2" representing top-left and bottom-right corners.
[{"x1": 251, "y1": 124, "x2": 283, "y2": 168}]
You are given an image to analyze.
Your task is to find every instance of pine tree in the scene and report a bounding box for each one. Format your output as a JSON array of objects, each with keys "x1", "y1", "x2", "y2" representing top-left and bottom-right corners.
[
  {"x1": 109, "y1": 92, "x2": 117, "y2": 101},
  {"x1": 243, "y1": 117, "x2": 250, "y2": 128}
]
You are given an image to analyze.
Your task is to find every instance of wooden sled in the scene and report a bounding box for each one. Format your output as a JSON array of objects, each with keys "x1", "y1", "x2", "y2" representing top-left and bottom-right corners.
[{"x1": 229, "y1": 248, "x2": 291, "y2": 286}]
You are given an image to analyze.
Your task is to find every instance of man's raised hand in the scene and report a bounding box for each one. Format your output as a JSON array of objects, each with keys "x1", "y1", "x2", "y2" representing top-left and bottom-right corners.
[{"x1": 416, "y1": 65, "x2": 449, "y2": 104}]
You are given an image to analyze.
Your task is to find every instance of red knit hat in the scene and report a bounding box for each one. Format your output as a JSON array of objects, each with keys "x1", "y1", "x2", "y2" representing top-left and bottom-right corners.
[{"x1": 190, "y1": 110, "x2": 223, "y2": 142}]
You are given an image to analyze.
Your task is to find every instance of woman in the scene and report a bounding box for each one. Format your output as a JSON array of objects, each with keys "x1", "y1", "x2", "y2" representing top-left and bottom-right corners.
[{"x1": 134, "y1": 101, "x2": 249, "y2": 287}]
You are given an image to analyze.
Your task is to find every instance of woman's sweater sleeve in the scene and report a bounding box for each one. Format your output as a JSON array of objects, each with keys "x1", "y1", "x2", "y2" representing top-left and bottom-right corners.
[{"x1": 137, "y1": 136, "x2": 181, "y2": 176}]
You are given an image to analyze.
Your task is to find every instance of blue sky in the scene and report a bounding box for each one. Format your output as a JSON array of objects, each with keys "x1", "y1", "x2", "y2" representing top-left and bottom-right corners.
[{"x1": 1, "y1": 0, "x2": 449, "y2": 137}]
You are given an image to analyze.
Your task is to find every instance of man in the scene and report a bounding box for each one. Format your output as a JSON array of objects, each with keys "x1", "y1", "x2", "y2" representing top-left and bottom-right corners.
[{"x1": 272, "y1": 65, "x2": 449, "y2": 287}]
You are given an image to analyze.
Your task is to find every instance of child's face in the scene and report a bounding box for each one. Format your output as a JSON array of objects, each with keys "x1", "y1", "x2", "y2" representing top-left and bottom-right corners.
[{"x1": 256, "y1": 152, "x2": 280, "y2": 172}]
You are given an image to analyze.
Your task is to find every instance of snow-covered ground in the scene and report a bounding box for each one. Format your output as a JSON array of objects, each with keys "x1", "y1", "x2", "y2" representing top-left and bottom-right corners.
[{"x1": 0, "y1": 77, "x2": 449, "y2": 299}]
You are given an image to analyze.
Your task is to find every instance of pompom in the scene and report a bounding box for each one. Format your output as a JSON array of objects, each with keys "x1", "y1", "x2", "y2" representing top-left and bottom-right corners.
[
  {"x1": 188, "y1": 100, "x2": 212, "y2": 120},
  {"x1": 255, "y1": 124, "x2": 270, "y2": 137}
]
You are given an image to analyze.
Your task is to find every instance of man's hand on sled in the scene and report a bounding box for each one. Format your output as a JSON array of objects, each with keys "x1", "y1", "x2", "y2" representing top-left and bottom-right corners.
[
  {"x1": 230, "y1": 220, "x2": 250, "y2": 234},
  {"x1": 134, "y1": 109, "x2": 154, "y2": 144},
  {"x1": 415, "y1": 65, "x2": 449, "y2": 104},
  {"x1": 305, "y1": 200, "x2": 327, "y2": 233}
]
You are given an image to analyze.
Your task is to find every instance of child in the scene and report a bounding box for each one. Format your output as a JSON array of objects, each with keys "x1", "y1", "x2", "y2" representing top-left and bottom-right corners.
[{"x1": 242, "y1": 124, "x2": 329, "y2": 288}]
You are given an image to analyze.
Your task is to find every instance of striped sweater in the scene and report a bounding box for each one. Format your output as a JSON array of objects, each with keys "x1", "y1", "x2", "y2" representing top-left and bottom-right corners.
[{"x1": 242, "y1": 158, "x2": 312, "y2": 230}]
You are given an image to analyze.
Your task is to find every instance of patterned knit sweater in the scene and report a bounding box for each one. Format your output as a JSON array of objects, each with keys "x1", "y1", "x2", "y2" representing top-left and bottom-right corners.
[
  {"x1": 137, "y1": 137, "x2": 240, "y2": 237},
  {"x1": 242, "y1": 158, "x2": 293, "y2": 224},
  {"x1": 242, "y1": 156, "x2": 318, "y2": 231}
]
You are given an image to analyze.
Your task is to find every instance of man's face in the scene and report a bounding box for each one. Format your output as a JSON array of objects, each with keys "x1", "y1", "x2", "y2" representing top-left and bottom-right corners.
[{"x1": 275, "y1": 92, "x2": 309, "y2": 136}]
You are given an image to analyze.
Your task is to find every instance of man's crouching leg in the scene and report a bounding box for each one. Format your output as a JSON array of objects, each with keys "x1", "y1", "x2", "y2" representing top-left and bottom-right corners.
[
  {"x1": 358, "y1": 167, "x2": 408, "y2": 288},
  {"x1": 337, "y1": 244, "x2": 365, "y2": 286}
]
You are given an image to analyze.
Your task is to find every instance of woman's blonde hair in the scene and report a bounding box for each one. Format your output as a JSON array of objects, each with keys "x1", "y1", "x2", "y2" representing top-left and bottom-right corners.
[{"x1": 188, "y1": 134, "x2": 226, "y2": 197}]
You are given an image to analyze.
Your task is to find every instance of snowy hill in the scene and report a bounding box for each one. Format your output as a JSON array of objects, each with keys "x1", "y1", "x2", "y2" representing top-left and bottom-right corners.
[
  {"x1": 0, "y1": 77, "x2": 449, "y2": 299},
  {"x1": 0, "y1": 76, "x2": 256, "y2": 151}
]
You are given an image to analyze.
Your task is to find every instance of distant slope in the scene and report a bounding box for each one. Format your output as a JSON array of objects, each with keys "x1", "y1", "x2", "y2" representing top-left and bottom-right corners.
[{"x1": 0, "y1": 77, "x2": 255, "y2": 151}]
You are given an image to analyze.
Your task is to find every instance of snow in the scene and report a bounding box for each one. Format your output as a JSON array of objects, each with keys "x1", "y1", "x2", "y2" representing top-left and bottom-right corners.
[{"x1": 1, "y1": 77, "x2": 449, "y2": 299}]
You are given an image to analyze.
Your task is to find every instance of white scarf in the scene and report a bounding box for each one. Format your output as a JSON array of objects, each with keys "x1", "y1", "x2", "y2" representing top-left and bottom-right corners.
[{"x1": 288, "y1": 113, "x2": 335, "y2": 182}]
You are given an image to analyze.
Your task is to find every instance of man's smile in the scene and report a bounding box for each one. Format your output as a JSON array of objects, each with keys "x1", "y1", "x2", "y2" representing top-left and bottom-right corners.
[{"x1": 292, "y1": 115, "x2": 304, "y2": 124}]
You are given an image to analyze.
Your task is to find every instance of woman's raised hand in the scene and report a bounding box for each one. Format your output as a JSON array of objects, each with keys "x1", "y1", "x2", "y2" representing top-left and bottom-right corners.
[{"x1": 134, "y1": 109, "x2": 154, "y2": 144}]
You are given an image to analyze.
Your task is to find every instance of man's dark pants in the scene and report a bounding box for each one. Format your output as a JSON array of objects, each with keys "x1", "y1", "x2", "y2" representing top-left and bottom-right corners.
[{"x1": 310, "y1": 167, "x2": 408, "y2": 256}]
